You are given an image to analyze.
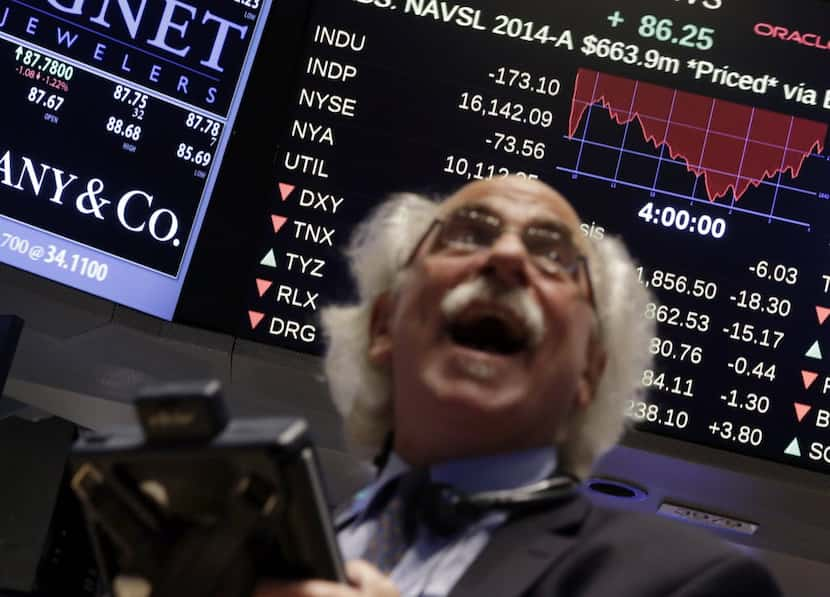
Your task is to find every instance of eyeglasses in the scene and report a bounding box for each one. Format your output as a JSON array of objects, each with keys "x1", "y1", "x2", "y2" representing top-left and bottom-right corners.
[{"x1": 405, "y1": 205, "x2": 598, "y2": 310}]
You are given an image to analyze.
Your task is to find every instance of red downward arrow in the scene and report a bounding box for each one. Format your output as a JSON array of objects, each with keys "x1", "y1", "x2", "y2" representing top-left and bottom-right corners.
[
  {"x1": 817, "y1": 306, "x2": 830, "y2": 325},
  {"x1": 248, "y1": 311, "x2": 265, "y2": 330},
  {"x1": 794, "y1": 403, "x2": 812, "y2": 423},
  {"x1": 271, "y1": 215, "x2": 287, "y2": 234},
  {"x1": 278, "y1": 183, "x2": 295, "y2": 201},
  {"x1": 256, "y1": 279, "x2": 273, "y2": 297},
  {"x1": 801, "y1": 370, "x2": 819, "y2": 390}
]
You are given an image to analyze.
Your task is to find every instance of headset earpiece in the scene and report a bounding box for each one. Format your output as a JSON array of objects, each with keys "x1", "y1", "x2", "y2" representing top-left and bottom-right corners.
[
  {"x1": 415, "y1": 475, "x2": 578, "y2": 537},
  {"x1": 417, "y1": 483, "x2": 483, "y2": 536}
]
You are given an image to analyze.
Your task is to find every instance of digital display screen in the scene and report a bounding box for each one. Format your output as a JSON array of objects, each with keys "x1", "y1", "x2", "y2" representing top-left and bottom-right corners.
[
  {"x1": 4, "y1": 0, "x2": 830, "y2": 475},
  {"x1": 0, "y1": 0, "x2": 271, "y2": 317}
]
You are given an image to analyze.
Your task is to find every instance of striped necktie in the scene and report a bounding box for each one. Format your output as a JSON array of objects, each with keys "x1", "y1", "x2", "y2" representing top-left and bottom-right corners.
[{"x1": 362, "y1": 469, "x2": 427, "y2": 574}]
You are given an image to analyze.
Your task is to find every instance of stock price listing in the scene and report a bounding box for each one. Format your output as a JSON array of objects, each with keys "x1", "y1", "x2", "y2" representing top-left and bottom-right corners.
[
  {"x1": 234, "y1": 0, "x2": 830, "y2": 476},
  {"x1": 0, "y1": 0, "x2": 271, "y2": 318}
]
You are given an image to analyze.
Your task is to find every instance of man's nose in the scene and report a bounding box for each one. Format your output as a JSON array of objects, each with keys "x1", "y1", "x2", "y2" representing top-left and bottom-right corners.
[{"x1": 482, "y1": 232, "x2": 531, "y2": 286}]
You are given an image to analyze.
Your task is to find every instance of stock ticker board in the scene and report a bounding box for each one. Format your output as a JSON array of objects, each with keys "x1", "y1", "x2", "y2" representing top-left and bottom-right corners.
[
  {"x1": 3, "y1": 0, "x2": 830, "y2": 473},
  {"x1": 0, "y1": 0, "x2": 268, "y2": 316}
]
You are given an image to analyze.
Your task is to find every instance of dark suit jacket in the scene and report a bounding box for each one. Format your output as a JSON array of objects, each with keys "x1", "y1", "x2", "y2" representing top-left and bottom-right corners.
[{"x1": 449, "y1": 493, "x2": 782, "y2": 597}]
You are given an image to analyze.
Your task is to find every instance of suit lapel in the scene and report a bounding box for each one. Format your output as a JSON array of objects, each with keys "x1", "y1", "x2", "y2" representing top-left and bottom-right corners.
[{"x1": 449, "y1": 493, "x2": 591, "y2": 597}]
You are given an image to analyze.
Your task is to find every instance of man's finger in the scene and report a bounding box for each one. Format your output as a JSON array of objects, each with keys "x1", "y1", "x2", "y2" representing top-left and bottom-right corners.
[{"x1": 345, "y1": 560, "x2": 398, "y2": 596}]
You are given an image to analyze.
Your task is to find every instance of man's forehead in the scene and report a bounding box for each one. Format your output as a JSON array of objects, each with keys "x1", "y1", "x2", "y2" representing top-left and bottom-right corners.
[{"x1": 440, "y1": 178, "x2": 583, "y2": 230}]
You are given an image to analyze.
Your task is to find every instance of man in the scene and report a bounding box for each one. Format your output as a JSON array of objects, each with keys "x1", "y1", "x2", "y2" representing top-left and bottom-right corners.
[{"x1": 257, "y1": 177, "x2": 781, "y2": 596}]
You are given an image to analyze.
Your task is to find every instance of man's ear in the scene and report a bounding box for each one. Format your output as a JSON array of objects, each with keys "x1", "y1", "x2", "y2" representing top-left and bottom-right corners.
[
  {"x1": 367, "y1": 291, "x2": 396, "y2": 367},
  {"x1": 575, "y1": 337, "x2": 607, "y2": 411}
]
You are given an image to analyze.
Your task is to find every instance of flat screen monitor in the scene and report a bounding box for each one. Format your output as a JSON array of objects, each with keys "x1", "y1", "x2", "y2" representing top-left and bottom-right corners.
[
  {"x1": 0, "y1": 0, "x2": 275, "y2": 317},
  {"x1": 3, "y1": 0, "x2": 830, "y2": 475}
]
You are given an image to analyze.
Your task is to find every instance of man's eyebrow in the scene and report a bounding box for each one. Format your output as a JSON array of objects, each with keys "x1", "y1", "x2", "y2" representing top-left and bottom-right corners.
[
  {"x1": 456, "y1": 202, "x2": 497, "y2": 216},
  {"x1": 526, "y1": 217, "x2": 573, "y2": 235}
]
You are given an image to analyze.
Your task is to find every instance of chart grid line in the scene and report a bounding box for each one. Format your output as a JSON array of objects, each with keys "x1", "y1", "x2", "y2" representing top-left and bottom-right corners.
[
  {"x1": 690, "y1": 98, "x2": 718, "y2": 203},
  {"x1": 559, "y1": 136, "x2": 818, "y2": 197},
  {"x1": 651, "y1": 90, "x2": 678, "y2": 193},
  {"x1": 556, "y1": 166, "x2": 811, "y2": 229},
  {"x1": 574, "y1": 71, "x2": 601, "y2": 173},
  {"x1": 769, "y1": 116, "x2": 797, "y2": 222},
  {"x1": 731, "y1": 108, "x2": 757, "y2": 212},
  {"x1": 613, "y1": 81, "x2": 640, "y2": 184}
]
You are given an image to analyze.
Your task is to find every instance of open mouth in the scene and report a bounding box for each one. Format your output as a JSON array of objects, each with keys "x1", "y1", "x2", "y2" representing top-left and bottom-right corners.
[{"x1": 446, "y1": 305, "x2": 530, "y2": 356}]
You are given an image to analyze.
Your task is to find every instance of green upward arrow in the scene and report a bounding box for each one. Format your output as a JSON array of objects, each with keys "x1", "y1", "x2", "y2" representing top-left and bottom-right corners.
[
  {"x1": 806, "y1": 341, "x2": 823, "y2": 360},
  {"x1": 261, "y1": 249, "x2": 277, "y2": 268},
  {"x1": 784, "y1": 438, "x2": 802, "y2": 457}
]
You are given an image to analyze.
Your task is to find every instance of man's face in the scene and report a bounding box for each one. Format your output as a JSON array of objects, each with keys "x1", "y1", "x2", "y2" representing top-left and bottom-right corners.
[{"x1": 369, "y1": 178, "x2": 604, "y2": 465}]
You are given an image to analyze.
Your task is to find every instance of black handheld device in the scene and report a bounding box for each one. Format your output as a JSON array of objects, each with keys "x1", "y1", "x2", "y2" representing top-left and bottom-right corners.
[{"x1": 70, "y1": 381, "x2": 346, "y2": 597}]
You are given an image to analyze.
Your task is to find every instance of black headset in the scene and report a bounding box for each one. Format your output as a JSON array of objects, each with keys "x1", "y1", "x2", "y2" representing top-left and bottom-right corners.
[
  {"x1": 373, "y1": 436, "x2": 579, "y2": 537},
  {"x1": 413, "y1": 474, "x2": 579, "y2": 537}
]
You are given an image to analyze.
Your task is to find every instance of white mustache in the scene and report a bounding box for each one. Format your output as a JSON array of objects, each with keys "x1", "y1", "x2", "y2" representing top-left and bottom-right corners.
[{"x1": 440, "y1": 277, "x2": 545, "y2": 347}]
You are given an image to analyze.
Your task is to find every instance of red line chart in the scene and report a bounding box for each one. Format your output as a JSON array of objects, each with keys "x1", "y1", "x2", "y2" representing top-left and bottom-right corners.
[{"x1": 560, "y1": 68, "x2": 828, "y2": 227}]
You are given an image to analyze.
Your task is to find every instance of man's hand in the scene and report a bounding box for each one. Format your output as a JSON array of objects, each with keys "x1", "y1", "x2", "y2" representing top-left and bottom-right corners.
[{"x1": 254, "y1": 560, "x2": 399, "y2": 597}]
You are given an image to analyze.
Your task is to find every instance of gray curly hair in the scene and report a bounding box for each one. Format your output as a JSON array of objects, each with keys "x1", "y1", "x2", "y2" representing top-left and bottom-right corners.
[{"x1": 321, "y1": 190, "x2": 654, "y2": 479}]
